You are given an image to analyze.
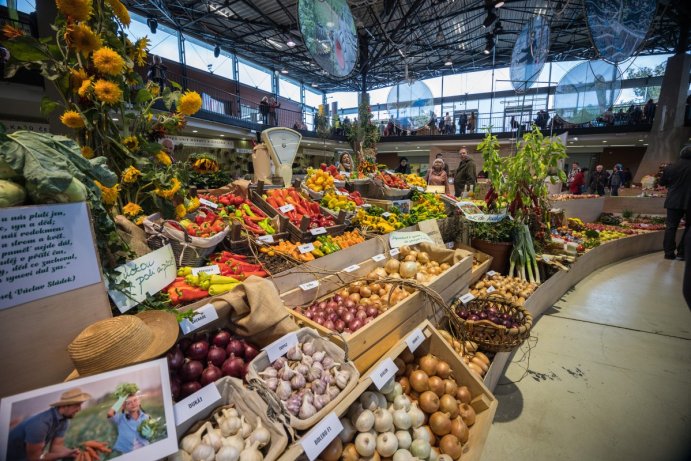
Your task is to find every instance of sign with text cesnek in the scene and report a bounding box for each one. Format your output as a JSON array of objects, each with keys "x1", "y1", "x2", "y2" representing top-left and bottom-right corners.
[
  {"x1": 108, "y1": 245, "x2": 177, "y2": 313},
  {"x1": 0, "y1": 202, "x2": 101, "y2": 310}
]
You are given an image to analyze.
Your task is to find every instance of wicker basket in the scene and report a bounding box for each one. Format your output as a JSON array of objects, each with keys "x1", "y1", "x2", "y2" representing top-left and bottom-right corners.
[
  {"x1": 143, "y1": 213, "x2": 229, "y2": 267},
  {"x1": 452, "y1": 295, "x2": 533, "y2": 352}
]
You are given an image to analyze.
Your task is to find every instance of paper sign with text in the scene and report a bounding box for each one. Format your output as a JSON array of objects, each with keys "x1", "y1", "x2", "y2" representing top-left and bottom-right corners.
[
  {"x1": 486, "y1": 285, "x2": 496, "y2": 294},
  {"x1": 486, "y1": 270, "x2": 497, "y2": 276},
  {"x1": 343, "y1": 264, "x2": 360, "y2": 273},
  {"x1": 298, "y1": 243, "x2": 315, "y2": 254},
  {"x1": 174, "y1": 383, "x2": 222, "y2": 426},
  {"x1": 405, "y1": 328, "x2": 426, "y2": 353},
  {"x1": 108, "y1": 245, "x2": 177, "y2": 313},
  {"x1": 279, "y1": 204, "x2": 295, "y2": 213},
  {"x1": 389, "y1": 231, "x2": 434, "y2": 248},
  {"x1": 310, "y1": 227, "x2": 327, "y2": 236},
  {"x1": 191, "y1": 265, "x2": 221, "y2": 276},
  {"x1": 389, "y1": 248, "x2": 400, "y2": 257},
  {"x1": 300, "y1": 280, "x2": 319, "y2": 291},
  {"x1": 301, "y1": 412, "x2": 344, "y2": 461},
  {"x1": 179, "y1": 304, "x2": 219, "y2": 335},
  {"x1": 264, "y1": 332, "x2": 299, "y2": 362},
  {"x1": 370, "y1": 358, "x2": 398, "y2": 390},
  {"x1": 0, "y1": 202, "x2": 101, "y2": 310},
  {"x1": 257, "y1": 235, "x2": 274, "y2": 244},
  {"x1": 371, "y1": 253, "x2": 386, "y2": 262},
  {"x1": 459, "y1": 293, "x2": 476, "y2": 304},
  {"x1": 199, "y1": 198, "x2": 218, "y2": 209}
]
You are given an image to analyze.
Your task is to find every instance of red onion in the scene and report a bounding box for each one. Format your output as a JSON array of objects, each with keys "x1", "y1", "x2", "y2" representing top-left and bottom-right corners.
[
  {"x1": 334, "y1": 319, "x2": 346, "y2": 332},
  {"x1": 318, "y1": 301, "x2": 328, "y2": 310},
  {"x1": 349, "y1": 319, "x2": 363, "y2": 331},
  {"x1": 207, "y1": 346, "x2": 227, "y2": 367},
  {"x1": 226, "y1": 339, "x2": 244, "y2": 357},
  {"x1": 357, "y1": 304, "x2": 365, "y2": 311},
  {"x1": 355, "y1": 310, "x2": 368, "y2": 320},
  {"x1": 186, "y1": 341, "x2": 209, "y2": 361},
  {"x1": 212, "y1": 330, "x2": 232, "y2": 349},
  {"x1": 328, "y1": 312, "x2": 338, "y2": 321},
  {"x1": 365, "y1": 306, "x2": 379, "y2": 317},
  {"x1": 200, "y1": 364, "x2": 223, "y2": 386},
  {"x1": 327, "y1": 301, "x2": 338, "y2": 310},
  {"x1": 502, "y1": 319, "x2": 513, "y2": 328},
  {"x1": 479, "y1": 311, "x2": 488, "y2": 320},
  {"x1": 342, "y1": 312, "x2": 354, "y2": 323},
  {"x1": 181, "y1": 381, "x2": 202, "y2": 398},
  {"x1": 469, "y1": 314, "x2": 480, "y2": 321},
  {"x1": 333, "y1": 294, "x2": 343, "y2": 303},
  {"x1": 344, "y1": 299, "x2": 356, "y2": 309},
  {"x1": 304, "y1": 311, "x2": 314, "y2": 319},
  {"x1": 488, "y1": 316, "x2": 499, "y2": 324},
  {"x1": 167, "y1": 345, "x2": 184, "y2": 370},
  {"x1": 180, "y1": 360, "x2": 204, "y2": 382},
  {"x1": 244, "y1": 343, "x2": 259, "y2": 361},
  {"x1": 222, "y1": 356, "x2": 245, "y2": 378},
  {"x1": 348, "y1": 308, "x2": 357, "y2": 316},
  {"x1": 324, "y1": 320, "x2": 335, "y2": 331},
  {"x1": 178, "y1": 337, "x2": 192, "y2": 353},
  {"x1": 170, "y1": 377, "x2": 181, "y2": 400},
  {"x1": 457, "y1": 309, "x2": 469, "y2": 319}
]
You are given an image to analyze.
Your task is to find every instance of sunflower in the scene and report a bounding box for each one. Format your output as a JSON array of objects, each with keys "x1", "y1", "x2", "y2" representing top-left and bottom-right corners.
[
  {"x1": 132, "y1": 37, "x2": 149, "y2": 66},
  {"x1": 93, "y1": 79, "x2": 122, "y2": 104},
  {"x1": 81, "y1": 146, "x2": 94, "y2": 159},
  {"x1": 155, "y1": 151, "x2": 172, "y2": 166},
  {"x1": 105, "y1": 0, "x2": 130, "y2": 26},
  {"x1": 77, "y1": 78, "x2": 93, "y2": 98},
  {"x1": 186, "y1": 197, "x2": 200, "y2": 213},
  {"x1": 122, "y1": 202, "x2": 143, "y2": 218},
  {"x1": 154, "y1": 177, "x2": 181, "y2": 199},
  {"x1": 56, "y1": 0, "x2": 92, "y2": 21},
  {"x1": 92, "y1": 47, "x2": 125, "y2": 76},
  {"x1": 95, "y1": 180, "x2": 120, "y2": 206},
  {"x1": 70, "y1": 68, "x2": 89, "y2": 92},
  {"x1": 122, "y1": 136, "x2": 139, "y2": 152},
  {"x1": 121, "y1": 166, "x2": 142, "y2": 184},
  {"x1": 178, "y1": 91, "x2": 202, "y2": 116},
  {"x1": 175, "y1": 204, "x2": 187, "y2": 219},
  {"x1": 2, "y1": 24, "x2": 24, "y2": 39},
  {"x1": 60, "y1": 110, "x2": 85, "y2": 129},
  {"x1": 66, "y1": 23, "x2": 101, "y2": 56},
  {"x1": 135, "y1": 215, "x2": 146, "y2": 226}
]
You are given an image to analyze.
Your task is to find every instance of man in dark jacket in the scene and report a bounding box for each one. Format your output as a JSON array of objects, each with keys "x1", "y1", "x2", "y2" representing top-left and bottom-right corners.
[
  {"x1": 589, "y1": 164, "x2": 609, "y2": 196},
  {"x1": 659, "y1": 145, "x2": 691, "y2": 260},
  {"x1": 454, "y1": 148, "x2": 476, "y2": 197}
]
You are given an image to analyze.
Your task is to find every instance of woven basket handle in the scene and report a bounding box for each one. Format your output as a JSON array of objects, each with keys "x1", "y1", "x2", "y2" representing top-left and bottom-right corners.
[
  {"x1": 247, "y1": 378, "x2": 296, "y2": 443},
  {"x1": 324, "y1": 331, "x2": 350, "y2": 363}
]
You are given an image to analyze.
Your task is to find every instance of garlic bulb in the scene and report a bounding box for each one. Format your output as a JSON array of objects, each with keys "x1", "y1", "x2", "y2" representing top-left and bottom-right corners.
[
  {"x1": 299, "y1": 394, "x2": 317, "y2": 419},
  {"x1": 222, "y1": 434, "x2": 245, "y2": 453},
  {"x1": 248, "y1": 419, "x2": 271, "y2": 448},
  {"x1": 239, "y1": 440, "x2": 263, "y2": 461},
  {"x1": 302, "y1": 340, "x2": 316, "y2": 356},
  {"x1": 191, "y1": 443, "x2": 215, "y2": 461},
  {"x1": 286, "y1": 344, "x2": 302, "y2": 361},
  {"x1": 215, "y1": 445, "x2": 240, "y2": 461},
  {"x1": 181, "y1": 422, "x2": 208, "y2": 454},
  {"x1": 239, "y1": 416, "x2": 252, "y2": 439}
]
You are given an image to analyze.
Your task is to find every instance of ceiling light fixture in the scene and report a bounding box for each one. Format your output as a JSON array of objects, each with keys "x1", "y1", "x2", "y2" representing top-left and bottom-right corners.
[
  {"x1": 147, "y1": 17, "x2": 158, "y2": 34},
  {"x1": 286, "y1": 39, "x2": 296, "y2": 47},
  {"x1": 482, "y1": 9, "x2": 498, "y2": 28},
  {"x1": 214, "y1": 44, "x2": 220, "y2": 58},
  {"x1": 220, "y1": 134, "x2": 224, "y2": 137},
  {"x1": 493, "y1": 0, "x2": 505, "y2": 8},
  {"x1": 483, "y1": 34, "x2": 495, "y2": 54},
  {"x1": 280, "y1": 68, "x2": 288, "y2": 74},
  {"x1": 192, "y1": 130, "x2": 198, "y2": 133},
  {"x1": 444, "y1": 57, "x2": 453, "y2": 66}
]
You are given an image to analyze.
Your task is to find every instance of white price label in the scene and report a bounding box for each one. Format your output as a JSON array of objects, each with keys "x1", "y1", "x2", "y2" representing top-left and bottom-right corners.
[
  {"x1": 300, "y1": 412, "x2": 344, "y2": 461},
  {"x1": 199, "y1": 198, "x2": 219, "y2": 209},
  {"x1": 264, "y1": 332, "x2": 299, "y2": 363},
  {"x1": 446, "y1": 242, "x2": 455, "y2": 249},
  {"x1": 414, "y1": 186, "x2": 425, "y2": 192},
  {"x1": 191, "y1": 265, "x2": 221, "y2": 276},
  {"x1": 370, "y1": 358, "x2": 398, "y2": 390},
  {"x1": 343, "y1": 264, "x2": 361, "y2": 273},
  {"x1": 361, "y1": 204, "x2": 372, "y2": 208},
  {"x1": 279, "y1": 204, "x2": 295, "y2": 213},
  {"x1": 486, "y1": 270, "x2": 498, "y2": 277},
  {"x1": 300, "y1": 280, "x2": 319, "y2": 291},
  {"x1": 405, "y1": 327, "x2": 426, "y2": 353},
  {"x1": 486, "y1": 285, "x2": 497, "y2": 294},
  {"x1": 460, "y1": 293, "x2": 476, "y2": 304},
  {"x1": 372, "y1": 253, "x2": 386, "y2": 262},
  {"x1": 179, "y1": 303, "x2": 220, "y2": 335},
  {"x1": 310, "y1": 227, "x2": 327, "y2": 236},
  {"x1": 335, "y1": 190, "x2": 348, "y2": 196},
  {"x1": 257, "y1": 235, "x2": 274, "y2": 244},
  {"x1": 174, "y1": 383, "x2": 222, "y2": 426},
  {"x1": 382, "y1": 212, "x2": 392, "y2": 218},
  {"x1": 389, "y1": 248, "x2": 400, "y2": 257},
  {"x1": 298, "y1": 243, "x2": 315, "y2": 254}
]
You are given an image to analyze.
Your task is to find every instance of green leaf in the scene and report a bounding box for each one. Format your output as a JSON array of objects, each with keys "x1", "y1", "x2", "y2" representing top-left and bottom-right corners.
[
  {"x1": 170, "y1": 80, "x2": 182, "y2": 90},
  {"x1": 4, "y1": 37, "x2": 49, "y2": 62},
  {"x1": 40, "y1": 97, "x2": 60, "y2": 116},
  {"x1": 142, "y1": 142, "x2": 162, "y2": 154},
  {"x1": 135, "y1": 88, "x2": 152, "y2": 104}
]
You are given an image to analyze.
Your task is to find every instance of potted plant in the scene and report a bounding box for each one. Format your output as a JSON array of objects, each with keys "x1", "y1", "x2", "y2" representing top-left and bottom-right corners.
[{"x1": 470, "y1": 219, "x2": 518, "y2": 274}]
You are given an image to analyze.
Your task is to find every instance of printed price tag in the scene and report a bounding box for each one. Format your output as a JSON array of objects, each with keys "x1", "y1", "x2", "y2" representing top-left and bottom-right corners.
[
  {"x1": 460, "y1": 293, "x2": 476, "y2": 304},
  {"x1": 191, "y1": 265, "x2": 221, "y2": 276},
  {"x1": 361, "y1": 204, "x2": 372, "y2": 208},
  {"x1": 371, "y1": 253, "x2": 386, "y2": 262},
  {"x1": 310, "y1": 227, "x2": 327, "y2": 236},
  {"x1": 300, "y1": 280, "x2": 319, "y2": 291},
  {"x1": 264, "y1": 332, "x2": 299, "y2": 363},
  {"x1": 389, "y1": 248, "x2": 400, "y2": 257},
  {"x1": 486, "y1": 285, "x2": 497, "y2": 294},
  {"x1": 405, "y1": 328, "x2": 426, "y2": 353},
  {"x1": 414, "y1": 186, "x2": 425, "y2": 192},
  {"x1": 199, "y1": 198, "x2": 218, "y2": 209},
  {"x1": 298, "y1": 243, "x2": 315, "y2": 254},
  {"x1": 446, "y1": 242, "x2": 455, "y2": 249},
  {"x1": 370, "y1": 358, "x2": 398, "y2": 390},
  {"x1": 300, "y1": 412, "x2": 344, "y2": 461},
  {"x1": 174, "y1": 383, "x2": 222, "y2": 426},
  {"x1": 343, "y1": 264, "x2": 361, "y2": 273},
  {"x1": 335, "y1": 190, "x2": 348, "y2": 196},
  {"x1": 179, "y1": 303, "x2": 220, "y2": 335},
  {"x1": 486, "y1": 270, "x2": 498, "y2": 277},
  {"x1": 279, "y1": 204, "x2": 295, "y2": 213},
  {"x1": 257, "y1": 235, "x2": 274, "y2": 244},
  {"x1": 382, "y1": 212, "x2": 392, "y2": 218}
]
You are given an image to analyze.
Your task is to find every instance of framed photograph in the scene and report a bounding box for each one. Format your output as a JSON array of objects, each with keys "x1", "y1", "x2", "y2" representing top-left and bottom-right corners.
[{"x1": 0, "y1": 359, "x2": 177, "y2": 461}]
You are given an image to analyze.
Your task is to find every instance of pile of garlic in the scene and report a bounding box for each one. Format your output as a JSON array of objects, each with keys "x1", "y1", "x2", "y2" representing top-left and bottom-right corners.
[{"x1": 170, "y1": 407, "x2": 270, "y2": 461}]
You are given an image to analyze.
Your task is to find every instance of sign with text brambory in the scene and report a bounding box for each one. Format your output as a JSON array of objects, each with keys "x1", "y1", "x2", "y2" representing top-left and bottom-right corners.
[
  {"x1": 0, "y1": 202, "x2": 101, "y2": 310},
  {"x1": 108, "y1": 245, "x2": 177, "y2": 313}
]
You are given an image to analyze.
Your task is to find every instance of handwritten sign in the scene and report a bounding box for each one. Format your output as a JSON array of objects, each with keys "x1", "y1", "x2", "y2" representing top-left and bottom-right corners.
[
  {"x1": 265, "y1": 332, "x2": 299, "y2": 362},
  {"x1": 0, "y1": 203, "x2": 101, "y2": 310},
  {"x1": 191, "y1": 265, "x2": 221, "y2": 276},
  {"x1": 298, "y1": 243, "x2": 315, "y2": 254},
  {"x1": 370, "y1": 358, "x2": 398, "y2": 390},
  {"x1": 486, "y1": 285, "x2": 496, "y2": 294},
  {"x1": 279, "y1": 204, "x2": 295, "y2": 213},
  {"x1": 257, "y1": 235, "x2": 274, "y2": 244},
  {"x1": 174, "y1": 383, "x2": 222, "y2": 426},
  {"x1": 389, "y1": 231, "x2": 434, "y2": 248},
  {"x1": 371, "y1": 253, "x2": 386, "y2": 262},
  {"x1": 199, "y1": 198, "x2": 218, "y2": 209},
  {"x1": 486, "y1": 270, "x2": 497, "y2": 277},
  {"x1": 459, "y1": 293, "x2": 476, "y2": 304},
  {"x1": 108, "y1": 245, "x2": 177, "y2": 313},
  {"x1": 179, "y1": 304, "x2": 219, "y2": 335},
  {"x1": 310, "y1": 227, "x2": 327, "y2": 236},
  {"x1": 389, "y1": 248, "x2": 400, "y2": 257},
  {"x1": 343, "y1": 264, "x2": 360, "y2": 273},
  {"x1": 405, "y1": 328, "x2": 426, "y2": 353},
  {"x1": 300, "y1": 280, "x2": 319, "y2": 291},
  {"x1": 301, "y1": 412, "x2": 344, "y2": 461}
]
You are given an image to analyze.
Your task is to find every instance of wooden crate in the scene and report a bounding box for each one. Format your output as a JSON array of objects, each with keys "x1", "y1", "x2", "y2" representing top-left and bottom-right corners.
[
  {"x1": 277, "y1": 319, "x2": 497, "y2": 461},
  {"x1": 454, "y1": 243, "x2": 493, "y2": 286}
]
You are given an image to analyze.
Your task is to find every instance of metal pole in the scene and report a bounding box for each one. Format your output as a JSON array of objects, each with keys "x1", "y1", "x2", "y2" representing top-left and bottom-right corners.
[{"x1": 178, "y1": 30, "x2": 188, "y2": 90}]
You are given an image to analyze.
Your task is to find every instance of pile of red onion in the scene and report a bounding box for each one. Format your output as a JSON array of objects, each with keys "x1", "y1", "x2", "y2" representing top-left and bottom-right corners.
[
  {"x1": 293, "y1": 294, "x2": 380, "y2": 334},
  {"x1": 456, "y1": 305, "x2": 522, "y2": 329},
  {"x1": 166, "y1": 329, "x2": 259, "y2": 401}
]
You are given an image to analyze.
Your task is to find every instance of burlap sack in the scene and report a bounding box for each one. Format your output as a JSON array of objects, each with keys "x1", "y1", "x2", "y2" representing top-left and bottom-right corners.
[
  {"x1": 178, "y1": 276, "x2": 298, "y2": 348},
  {"x1": 416, "y1": 242, "x2": 472, "y2": 265},
  {"x1": 114, "y1": 214, "x2": 151, "y2": 258}
]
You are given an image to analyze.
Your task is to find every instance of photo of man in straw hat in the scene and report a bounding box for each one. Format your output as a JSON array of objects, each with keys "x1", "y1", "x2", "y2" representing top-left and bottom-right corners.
[{"x1": 6, "y1": 388, "x2": 91, "y2": 461}]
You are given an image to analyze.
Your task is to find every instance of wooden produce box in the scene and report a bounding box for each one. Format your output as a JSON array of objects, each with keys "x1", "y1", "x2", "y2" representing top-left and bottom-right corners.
[
  {"x1": 549, "y1": 196, "x2": 605, "y2": 223},
  {"x1": 454, "y1": 243, "x2": 493, "y2": 286}
]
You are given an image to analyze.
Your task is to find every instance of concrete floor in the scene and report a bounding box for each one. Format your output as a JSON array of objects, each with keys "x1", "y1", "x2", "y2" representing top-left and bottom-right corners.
[{"x1": 482, "y1": 252, "x2": 691, "y2": 461}]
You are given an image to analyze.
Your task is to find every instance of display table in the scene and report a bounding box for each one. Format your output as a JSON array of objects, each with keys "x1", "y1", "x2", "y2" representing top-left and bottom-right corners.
[
  {"x1": 549, "y1": 196, "x2": 605, "y2": 223},
  {"x1": 603, "y1": 196, "x2": 666, "y2": 215}
]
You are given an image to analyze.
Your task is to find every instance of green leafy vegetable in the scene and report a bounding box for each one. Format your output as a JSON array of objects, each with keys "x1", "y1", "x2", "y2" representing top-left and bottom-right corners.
[{"x1": 114, "y1": 383, "x2": 140, "y2": 398}]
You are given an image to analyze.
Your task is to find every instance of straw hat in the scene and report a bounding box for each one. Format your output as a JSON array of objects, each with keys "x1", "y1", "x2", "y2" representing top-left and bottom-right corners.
[
  {"x1": 50, "y1": 388, "x2": 92, "y2": 407},
  {"x1": 66, "y1": 311, "x2": 179, "y2": 380}
]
